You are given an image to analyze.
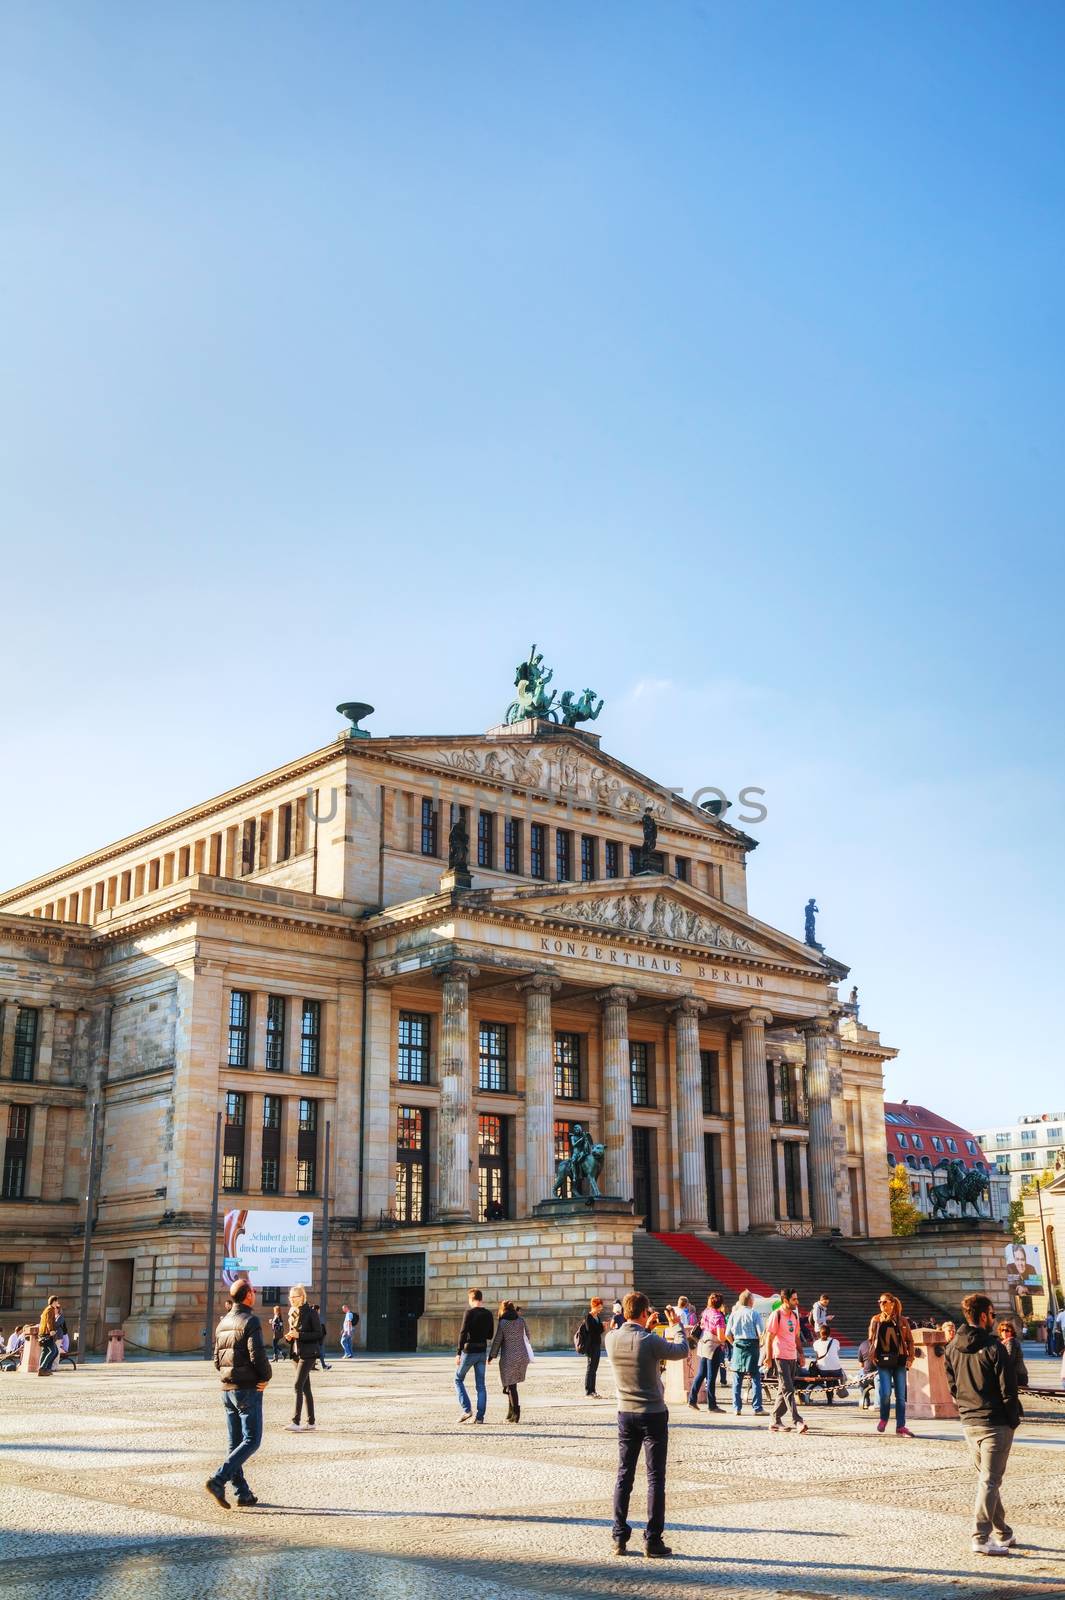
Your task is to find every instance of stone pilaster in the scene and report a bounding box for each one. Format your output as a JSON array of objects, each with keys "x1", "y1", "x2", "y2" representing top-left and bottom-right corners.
[
  {"x1": 802, "y1": 1016, "x2": 840, "y2": 1233},
  {"x1": 35, "y1": 1006, "x2": 56, "y2": 1085},
  {"x1": 246, "y1": 1091, "x2": 265, "y2": 1192},
  {"x1": 597, "y1": 986, "x2": 637, "y2": 1200},
  {"x1": 251, "y1": 993, "x2": 268, "y2": 1073},
  {"x1": 361, "y1": 985, "x2": 393, "y2": 1225},
  {"x1": 436, "y1": 962, "x2": 479, "y2": 1222},
  {"x1": 732, "y1": 1007, "x2": 775, "y2": 1232},
  {"x1": 669, "y1": 996, "x2": 709, "y2": 1229},
  {"x1": 333, "y1": 979, "x2": 362, "y2": 1215},
  {"x1": 517, "y1": 974, "x2": 561, "y2": 1213},
  {"x1": 0, "y1": 999, "x2": 18, "y2": 1078}
]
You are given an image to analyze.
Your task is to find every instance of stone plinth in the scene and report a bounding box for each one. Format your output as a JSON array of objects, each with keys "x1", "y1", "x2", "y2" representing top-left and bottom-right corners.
[
  {"x1": 17, "y1": 1330, "x2": 40, "y2": 1376},
  {"x1": 906, "y1": 1328, "x2": 958, "y2": 1419},
  {"x1": 412, "y1": 1210, "x2": 640, "y2": 1349},
  {"x1": 531, "y1": 1196, "x2": 633, "y2": 1220},
  {"x1": 838, "y1": 1223, "x2": 1012, "y2": 1320}
]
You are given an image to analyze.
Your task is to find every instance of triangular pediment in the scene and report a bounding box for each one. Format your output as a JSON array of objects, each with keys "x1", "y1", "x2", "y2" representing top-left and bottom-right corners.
[
  {"x1": 358, "y1": 730, "x2": 749, "y2": 844},
  {"x1": 488, "y1": 876, "x2": 827, "y2": 968}
]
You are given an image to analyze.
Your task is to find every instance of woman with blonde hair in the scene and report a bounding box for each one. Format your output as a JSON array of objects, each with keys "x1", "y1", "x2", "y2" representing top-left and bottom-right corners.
[
  {"x1": 868, "y1": 1291, "x2": 915, "y2": 1436},
  {"x1": 283, "y1": 1284, "x2": 321, "y2": 1432},
  {"x1": 488, "y1": 1299, "x2": 532, "y2": 1423}
]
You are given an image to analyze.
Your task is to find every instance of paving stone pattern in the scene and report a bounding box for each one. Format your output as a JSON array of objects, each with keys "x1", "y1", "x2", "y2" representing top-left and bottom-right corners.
[{"x1": 0, "y1": 1354, "x2": 1063, "y2": 1599}]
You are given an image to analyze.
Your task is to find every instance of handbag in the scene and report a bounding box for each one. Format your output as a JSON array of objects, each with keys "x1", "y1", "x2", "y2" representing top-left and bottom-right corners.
[{"x1": 523, "y1": 1329, "x2": 536, "y2": 1363}]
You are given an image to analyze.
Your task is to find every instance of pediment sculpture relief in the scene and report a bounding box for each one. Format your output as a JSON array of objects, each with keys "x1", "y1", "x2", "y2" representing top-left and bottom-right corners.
[
  {"x1": 428, "y1": 742, "x2": 667, "y2": 817},
  {"x1": 551, "y1": 893, "x2": 755, "y2": 952}
]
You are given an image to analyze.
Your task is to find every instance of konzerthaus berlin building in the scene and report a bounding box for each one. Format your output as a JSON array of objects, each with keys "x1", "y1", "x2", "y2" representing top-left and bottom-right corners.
[{"x1": 0, "y1": 700, "x2": 895, "y2": 1351}]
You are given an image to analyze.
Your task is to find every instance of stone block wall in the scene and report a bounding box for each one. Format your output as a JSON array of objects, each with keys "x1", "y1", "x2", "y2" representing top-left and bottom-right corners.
[{"x1": 838, "y1": 1222, "x2": 1012, "y2": 1318}]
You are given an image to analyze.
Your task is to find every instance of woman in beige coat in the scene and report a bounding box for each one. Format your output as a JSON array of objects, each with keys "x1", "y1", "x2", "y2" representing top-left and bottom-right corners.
[{"x1": 488, "y1": 1300, "x2": 531, "y2": 1422}]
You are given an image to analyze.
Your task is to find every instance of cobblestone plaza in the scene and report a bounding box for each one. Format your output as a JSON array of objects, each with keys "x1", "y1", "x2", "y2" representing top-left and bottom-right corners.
[{"x1": 1, "y1": 1353, "x2": 1062, "y2": 1599}]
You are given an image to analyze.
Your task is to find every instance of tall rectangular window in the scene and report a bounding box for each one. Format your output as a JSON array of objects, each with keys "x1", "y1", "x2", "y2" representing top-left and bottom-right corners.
[
  {"x1": 398, "y1": 1012, "x2": 431, "y2": 1083},
  {"x1": 554, "y1": 1119, "x2": 577, "y2": 1199},
  {"x1": 3, "y1": 1105, "x2": 30, "y2": 1199},
  {"x1": 240, "y1": 818, "x2": 257, "y2": 876},
  {"x1": 503, "y1": 818, "x2": 522, "y2": 873},
  {"x1": 11, "y1": 1008, "x2": 39, "y2": 1082},
  {"x1": 222, "y1": 1091, "x2": 246, "y2": 1191},
  {"x1": 530, "y1": 823, "x2": 546, "y2": 879},
  {"x1": 478, "y1": 1023, "x2": 508, "y2": 1092},
  {"x1": 297, "y1": 1097, "x2": 317, "y2": 1193},
  {"x1": 420, "y1": 797, "x2": 439, "y2": 856},
  {"x1": 0, "y1": 1263, "x2": 18, "y2": 1309},
  {"x1": 265, "y1": 995, "x2": 286, "y2": 1071},
  {"x1": 629, "y1": 845, "x2": 641, "y2": 875},
  {"x1": 300, "y1": 1000, "x2": 321, "y2": 1075},
  {"x1": 261, "y1": 1094, "x2": 281, "y2": 1194},
  {"x1": 700, "y1": 1049, "x2": 721, "y2": 1116},
  {"x1": 674, "y1": 856, "x2": 690, "y2": 883},
  {"x1": 580, "y1": 835, "x2": 597, "y2": 881},
  {"x1": 554, "y1": 1032, "x2": 581, "y2": 1100},
  {"x1": 778, "y1": 1063, "x2": 796, "y2": 1123},
  {"x1": 477, "y1": 811, "x2": 495, "y2": 869},
  {"x1": 555, "y1": 829, "x2": 573, "y2": 882},
  {"x1": 395, "y1": 1106, "x2": 428, "y2": 1223},
  {"x1": 604, "y1": 841, "x2": 620, "y2": 879},
  {"x1": 478, "y1": 1114, "x2": 509, "y2": 1221},
  {"x1": 228, "y1": 992, "x2": 250, "y2": 1068},
  {"x1": 630, "y1": 1041, "x2": 651, "y2": 1107},
  {"x1": 277, "y1": 803, "x2": 293, "y2": 861}
]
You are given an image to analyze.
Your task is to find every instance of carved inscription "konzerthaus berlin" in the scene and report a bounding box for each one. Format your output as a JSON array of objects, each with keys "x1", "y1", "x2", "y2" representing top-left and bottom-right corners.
[{"x1": 537, "y1": 934, "x2": 765, "y2": 987}]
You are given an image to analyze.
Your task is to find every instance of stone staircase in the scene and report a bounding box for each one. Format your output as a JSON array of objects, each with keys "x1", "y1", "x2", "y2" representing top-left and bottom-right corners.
[{"x1": 632, "y1": 1231, "x2": 952, "y2": 1347}]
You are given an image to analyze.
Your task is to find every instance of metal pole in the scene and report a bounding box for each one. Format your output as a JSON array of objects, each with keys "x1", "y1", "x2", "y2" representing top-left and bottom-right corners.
[
  {"x1": 320, "y1": 1120, "x2": 331, "y2": 1344},
  {"x1": 1036, "y1": 1181, "x2": 1057, "y2": 1318},
  {"x1": 202, "y1": 1110, "x2": 223, "y2": 1359},
  {"x1": 77, "y1": 1102, "x2": 99, "y2": 1358}
]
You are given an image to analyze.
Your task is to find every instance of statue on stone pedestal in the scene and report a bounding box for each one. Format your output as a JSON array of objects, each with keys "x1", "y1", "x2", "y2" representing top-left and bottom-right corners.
[
  {"x1": 804, "y1": 898, "x2": 824, "y2": 950},
  {"x1": 505, "y1": 644, "x2": 557, "y2": 724},
  {"x1": 929, "y1": 1159, "x2": 990, "y2": 1219},
  {"x1": 553, "y1": 1123, "x2": 606, "y2": 1200},
  {"x1": 448, "y1": 812, "x2": 470, "y2": 871},
  {"x1": 634, "y1": 805, "x2": 660, "y2": 874}
]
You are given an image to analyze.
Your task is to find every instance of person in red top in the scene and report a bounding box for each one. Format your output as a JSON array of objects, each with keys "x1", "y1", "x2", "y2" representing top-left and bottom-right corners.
[{"x1": 765, "y1": 1289, "x2": 807, "y2": 1434}]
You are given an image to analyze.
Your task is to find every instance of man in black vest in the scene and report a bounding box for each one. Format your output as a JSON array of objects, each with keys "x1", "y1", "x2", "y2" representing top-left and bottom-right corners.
[{"x1": 206, "y1": 1280, "x2": 272, "y2": 1509}]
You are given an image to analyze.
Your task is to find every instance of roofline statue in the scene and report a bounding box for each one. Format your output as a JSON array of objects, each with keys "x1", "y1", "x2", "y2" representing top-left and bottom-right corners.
[{"x1": 504, "y1": 647, "x2": 604, "y2": 729}]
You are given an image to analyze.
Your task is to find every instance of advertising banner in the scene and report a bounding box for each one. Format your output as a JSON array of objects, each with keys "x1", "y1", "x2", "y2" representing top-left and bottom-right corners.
[{"x1": 222, "y1": 1209, "x2": 314, "y2": 1288}]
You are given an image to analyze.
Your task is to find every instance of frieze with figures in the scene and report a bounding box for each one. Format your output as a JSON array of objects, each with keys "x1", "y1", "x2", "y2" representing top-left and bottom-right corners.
[
  {"x1": 551, "y1": 893, "x2": 755, "y2": 953},
  {"x1": 429, "y1": 742, "x2": 667, "y2": 818}
]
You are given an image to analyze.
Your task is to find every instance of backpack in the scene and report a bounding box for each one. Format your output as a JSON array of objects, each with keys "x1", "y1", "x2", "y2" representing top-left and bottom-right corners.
[{"x1": 573, "y1": 1321, "x2": 589, "y2": 1355}]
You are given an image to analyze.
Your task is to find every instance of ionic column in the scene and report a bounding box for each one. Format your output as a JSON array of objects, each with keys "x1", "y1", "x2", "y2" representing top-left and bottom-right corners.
[
  {"x1": 518, "y1": 974, "x2": 561, "y2": 1212},
  {"x1": 802, "y1": 1016, "x2": 840, "y2": 1232},
  {"x1": 669, "y1": 996, "x2": 709, "y2": 1229},
  {"x1": 732, "y1": 1007, "x2": 775, "y2": 1231},
  {"x1": 597, "y1": 986, "x2": 637, "y2": 1200},
  {"x1": 436, "y1": 962, "x2": 479, "y2": 1221}
]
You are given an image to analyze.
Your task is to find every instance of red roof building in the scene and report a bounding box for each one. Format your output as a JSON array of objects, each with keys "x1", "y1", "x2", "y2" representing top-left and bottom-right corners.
[{"x1": 884, "y1": 1101, "x2": 1009, "y2": 1219}]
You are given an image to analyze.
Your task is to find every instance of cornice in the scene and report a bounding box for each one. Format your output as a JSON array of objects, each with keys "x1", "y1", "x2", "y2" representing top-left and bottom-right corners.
[
  {"x1": 0, "y1": 743, "x2": 346, "y2": 906},
  {"x1": 368, "y1": 898, "x2": 831, "y2": 984}
]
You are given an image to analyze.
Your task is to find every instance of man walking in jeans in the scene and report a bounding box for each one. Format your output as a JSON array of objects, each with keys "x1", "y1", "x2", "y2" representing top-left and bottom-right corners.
[
  {"x1": 945, "y1": 1291, "x2": 1021, "y2": 1556},
  {"x1": 206, "y1": 1279, "x2": 272, "y2": 1510},
  {"x1": 765, "y1": 1289, "x2": 807, "y2": 1434},
  {"x1": 605, "y1": 1290, "x2": 689, "y2": 1559},
  {"x1": 455, "y1": 1288, "x2": 494, "y2": 1424}
]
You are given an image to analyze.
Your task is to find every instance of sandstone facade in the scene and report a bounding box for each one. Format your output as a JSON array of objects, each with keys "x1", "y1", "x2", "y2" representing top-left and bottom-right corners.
[{"x1": 0, "y1": 716, "x2": 896, "y2": 1350}]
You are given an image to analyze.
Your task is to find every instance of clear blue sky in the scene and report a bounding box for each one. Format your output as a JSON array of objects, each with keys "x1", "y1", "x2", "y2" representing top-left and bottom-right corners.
[{"x1": 3, "y1": 3, "x2": 1062, "y2": 1127}]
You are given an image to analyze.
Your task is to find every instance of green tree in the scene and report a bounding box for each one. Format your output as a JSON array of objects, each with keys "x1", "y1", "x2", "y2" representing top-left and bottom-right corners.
[
  {"x1": 889, "y1": 1162, "x2": 921, "y2": 1237},
  {"x1": 1011, "y1": 1167, "x2": 1056, "y2": 1241}
]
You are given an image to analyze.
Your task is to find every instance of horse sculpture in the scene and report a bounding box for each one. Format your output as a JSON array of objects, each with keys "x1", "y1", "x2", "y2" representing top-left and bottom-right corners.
[
  {"x1": 929, "y1": 1158, "x2": 990, "y2": 1219},
  {"x1": 553, "y1": 1125, "x2": 606, "y2": 1200}
]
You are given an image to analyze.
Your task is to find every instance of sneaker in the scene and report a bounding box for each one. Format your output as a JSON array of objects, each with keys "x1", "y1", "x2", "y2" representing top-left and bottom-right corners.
[
  {"x1": 686, "y1": 1400, "x2": 699, "y2": 1410},
  {"x1": 876, "y1": 1420, "x2": 887, "y2": 1433},
  {"x1": 473, "y1": 1417, "x2": 484, "y2": 1424},
  {"x1": 769, "y1": 1423, "x2": 784, "y2": 1432},
  {"x1": 896, "y1": 1427, "x2": 914, "y2": 1437},
  {"x1": 994, "y1": 1533, "x2": 1016, "y2": 1548},
  {"x1": 612, "y1": 1538, "x2": 630, "y2": 1557},
  {"x1": 457, "y1": 1412, "x2": 472, "y2": 1423},
  {"x1": 302, "y1": 1423, "x2": 316, "y2": 1432},
  {"x1": 644, "y1": 1539, "x2": 673, "y2": 1558},
  {"x1": 204, "y1": 1478, "x2": 230, "y2": 1510},
  {"x1": 971, "y1": 1537, "x2": 1010, "y2": 1556},
  {"x1": 284, "y1": 1423, "x2": 303, "y2": 1432},
  {"x1": 235, "y1": 1494, "x2": 258, "y2": 1508},
  {"x1": 796, "y1": 1422, "x2": 809, "y2": 1434},
  {"x1": 732, "y1": 1408, "x2": 742, "y2": 1416},
  {"x1": 752, "y1": 1408, "x2": 766, "y2": 1416}
]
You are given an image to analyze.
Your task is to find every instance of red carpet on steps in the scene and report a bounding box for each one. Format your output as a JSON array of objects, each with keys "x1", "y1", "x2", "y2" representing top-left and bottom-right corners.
[{"x1": 652, "y1": 1232, "x2": 775, "y2": 1299}]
